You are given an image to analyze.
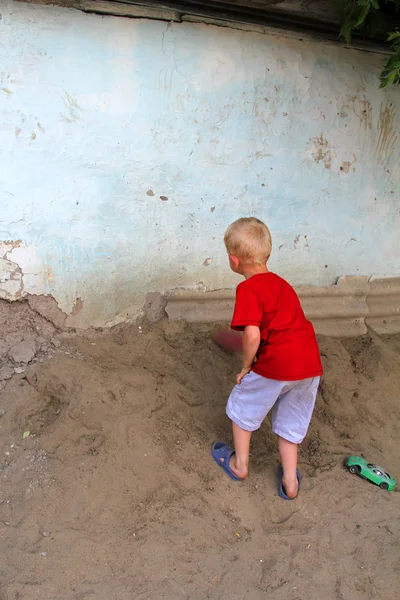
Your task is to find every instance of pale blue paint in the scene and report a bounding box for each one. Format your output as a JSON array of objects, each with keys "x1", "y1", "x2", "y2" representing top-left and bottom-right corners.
[{"x1": 0, "y1": 0, "x2": 399, "y2": 326}]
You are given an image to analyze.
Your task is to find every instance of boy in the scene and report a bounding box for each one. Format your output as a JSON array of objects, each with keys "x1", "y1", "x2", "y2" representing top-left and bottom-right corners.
[{"x1": 212, "y1": 217, "x2": 323, "y2": 500}]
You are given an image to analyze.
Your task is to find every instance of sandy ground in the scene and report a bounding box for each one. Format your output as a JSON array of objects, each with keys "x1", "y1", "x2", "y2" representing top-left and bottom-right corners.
[{"x1": 0, "y1": 309, "x2": 399, "y2": 600}]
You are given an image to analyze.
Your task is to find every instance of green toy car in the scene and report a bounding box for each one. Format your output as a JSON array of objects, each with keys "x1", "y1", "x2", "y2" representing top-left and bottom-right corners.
[{"x1": 346, "y1": 456, "x2": 396, "y2": 491}]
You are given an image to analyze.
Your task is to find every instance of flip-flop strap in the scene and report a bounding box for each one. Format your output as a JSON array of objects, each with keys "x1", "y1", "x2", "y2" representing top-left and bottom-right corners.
[
  {"x1": 212, "y1": 443, "x2": 243, "y2": 481},
  {"x1": 214, "y1": 444, "x2": 234, "y2": 464}
]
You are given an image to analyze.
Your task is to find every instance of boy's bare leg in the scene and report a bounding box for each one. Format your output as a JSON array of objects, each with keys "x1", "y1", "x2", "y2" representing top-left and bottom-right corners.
[
  {"x1": 229, "y1": 422, "x2": 252, "y2": 479},
  {"x1": 278, "y1": 436, "x2": 299, "y2": 498}
]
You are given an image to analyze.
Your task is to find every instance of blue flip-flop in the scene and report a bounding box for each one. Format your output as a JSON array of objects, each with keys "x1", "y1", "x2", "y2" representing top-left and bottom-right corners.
[
  {"x1": 211, "y1": 441, "x2": 244, "y2": 481},
  {"x1": 278, "y1": 465, "x2": 301, "y2": 500}
]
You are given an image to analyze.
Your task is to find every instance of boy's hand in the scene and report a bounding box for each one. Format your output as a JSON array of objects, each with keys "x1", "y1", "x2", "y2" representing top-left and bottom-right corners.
[
  {"x1": 236, "y1": 367, "x2": 252, "y2": 384},
  {"x1": 236, "y1": 325, "x2": 260, "y2": 384}
]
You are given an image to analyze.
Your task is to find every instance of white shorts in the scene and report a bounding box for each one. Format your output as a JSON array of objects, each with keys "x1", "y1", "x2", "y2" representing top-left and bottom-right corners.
[{"x1": 226, "y1": 371, "x2": 320, "y2": 444}]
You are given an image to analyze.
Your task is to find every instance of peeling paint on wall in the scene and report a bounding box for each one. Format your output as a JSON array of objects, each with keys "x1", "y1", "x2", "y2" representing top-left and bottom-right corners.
[
  {"x1": 0, "y1": 257, "x2": 23, "y2": 299},
  {"x1": 0, "y1": 0, "x2": 399, "y2": 328}
]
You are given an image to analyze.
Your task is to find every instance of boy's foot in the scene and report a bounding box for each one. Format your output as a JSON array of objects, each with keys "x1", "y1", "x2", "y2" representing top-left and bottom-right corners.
[
  {"x1": 278, "y1": 466, "x2": 301, "y2": 500},
  {"x1": 281, "y1": 476, "x2": 298, "y2": 499},
  {"x1": 229, "y1": 455, "x2": 248, "y2": 479}
]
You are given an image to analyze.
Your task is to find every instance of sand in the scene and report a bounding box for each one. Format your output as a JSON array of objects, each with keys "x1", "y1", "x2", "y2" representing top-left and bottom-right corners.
[{"x1": 0, "y1": 315, "x2": 399, "y2": 600}]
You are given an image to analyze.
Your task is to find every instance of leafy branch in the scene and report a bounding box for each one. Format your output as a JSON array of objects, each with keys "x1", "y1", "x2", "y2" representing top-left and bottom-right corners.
[
  {"x1": 340, "y1": 0, "x2": 400, "y2": 88},
  {"x1": 379, "y1": 29, "x2": 400, "y2": 87}
]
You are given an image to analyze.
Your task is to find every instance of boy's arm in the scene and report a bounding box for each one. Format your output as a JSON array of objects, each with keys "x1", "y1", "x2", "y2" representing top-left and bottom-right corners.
[{"x1": 236, "y1": 325, "x2": 260, "y2": 384}]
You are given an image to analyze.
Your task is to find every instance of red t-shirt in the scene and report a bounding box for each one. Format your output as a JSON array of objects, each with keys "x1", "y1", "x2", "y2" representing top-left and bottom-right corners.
[{"x1": 231, "y1": 272, "x2": 323, "y2": 381}]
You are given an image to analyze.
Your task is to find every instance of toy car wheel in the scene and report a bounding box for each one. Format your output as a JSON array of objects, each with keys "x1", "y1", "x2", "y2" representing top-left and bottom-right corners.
[
  {"x1": 349, "y1": 465, "x2": 360, "y2": 475},
  {"x1": 380, "y1": 482, "x2": 389, "y2": 490}
]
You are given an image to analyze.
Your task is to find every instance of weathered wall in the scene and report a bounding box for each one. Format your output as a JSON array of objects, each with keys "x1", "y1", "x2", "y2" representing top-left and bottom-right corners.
[{"x1": 0, "y1": 0, "x2": 399, "y2": 328}]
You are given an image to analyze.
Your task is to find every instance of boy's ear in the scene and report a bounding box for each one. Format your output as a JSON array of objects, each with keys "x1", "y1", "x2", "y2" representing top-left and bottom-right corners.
[{"x1": 229, "y1": 255, "x2": 240, "y2": 269}]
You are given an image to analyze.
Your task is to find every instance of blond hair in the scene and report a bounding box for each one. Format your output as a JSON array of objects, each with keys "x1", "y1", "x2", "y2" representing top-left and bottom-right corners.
[{"x1": 224, "y1": 217, "x2": 272, "y2": 264}]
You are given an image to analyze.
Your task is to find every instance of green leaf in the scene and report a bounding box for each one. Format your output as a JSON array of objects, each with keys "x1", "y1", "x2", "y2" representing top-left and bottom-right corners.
[
  {"x1": 387, "y1": 30, "x2": 400, "y2": 43},
  {"x1": 23, "y1": 431, "x2": 30, "y2": 439},
  {"x1": 383, "y1": 54, "x2": 400, "y2": 71},
  {"x1": 355, "y1": 4, "x2": 371, "y2": 28},
  {"x1": 380, "y1": 49, "x2": 400, "y2": 88},
  {"x1": 386, "y1": 70, "x2": 399, "y2": 86},
  {"x1": 379, "y1": 71, "x2": 400, "y2": 88}
]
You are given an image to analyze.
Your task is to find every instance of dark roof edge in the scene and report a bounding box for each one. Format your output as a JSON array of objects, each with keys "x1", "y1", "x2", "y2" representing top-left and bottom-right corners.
[{"x1": 16, "y1": 0, "x2": 392, "y2": 55}]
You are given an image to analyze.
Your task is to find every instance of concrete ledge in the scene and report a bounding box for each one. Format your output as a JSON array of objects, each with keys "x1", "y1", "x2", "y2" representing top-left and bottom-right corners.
[
  {"x1": 165, "y1": 276, "x2": 400, "y2": 337},
  {"x1": 366, "y1": 276, "x2": 400, "y2": 335}
]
